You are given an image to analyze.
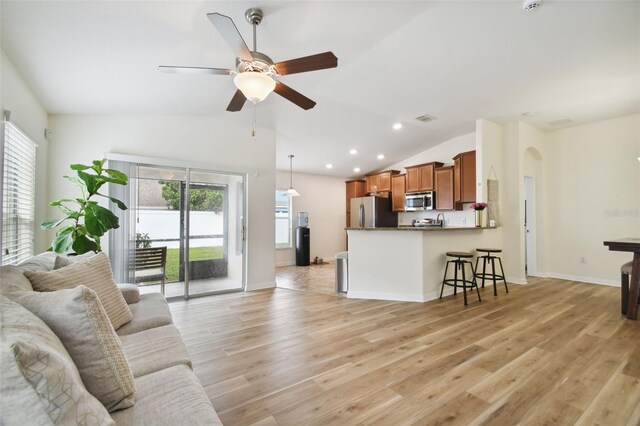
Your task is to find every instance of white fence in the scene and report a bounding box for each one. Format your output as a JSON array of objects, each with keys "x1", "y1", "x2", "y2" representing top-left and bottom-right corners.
[{"x1": 136, "y1": 210, "x2": 223, "y2": 248}]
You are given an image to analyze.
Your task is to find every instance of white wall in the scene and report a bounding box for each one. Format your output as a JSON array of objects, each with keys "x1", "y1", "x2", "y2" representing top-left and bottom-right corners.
[
  {"x1": 477, "y1": 114, "x2": 639, "y2": 286},
  {"x1": 47, "y1": 115, "x2": 276, "y2": 290},
  {"x1": 1, "y1": 50, "x2": 50, "y2": 253},
  {"x1": 275, "y1": 171, "x2": 346, "y2": 266},
  {"x1": 388, "y1": 132, "x2": 477, "y2": 227},
  {"x1": 546, "y1": 114, "x2": 640, "y2": 284}
]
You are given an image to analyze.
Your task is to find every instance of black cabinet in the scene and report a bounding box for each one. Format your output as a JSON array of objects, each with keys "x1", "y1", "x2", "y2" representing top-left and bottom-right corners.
[{"x1": 295, "y1": 227, "x2": 310, "y2": 266}]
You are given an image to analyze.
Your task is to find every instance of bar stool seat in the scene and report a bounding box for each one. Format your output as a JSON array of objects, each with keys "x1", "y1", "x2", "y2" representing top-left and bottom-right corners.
[
  {"x1": 440, "y1": 252, "x2": 481, "y2": 306},
  {"x1": 475, "y1": 248, "x2": 508, "y2": 296}
]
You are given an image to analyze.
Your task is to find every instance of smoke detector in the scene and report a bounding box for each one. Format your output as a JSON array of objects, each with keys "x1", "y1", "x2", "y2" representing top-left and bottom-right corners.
[{"x1": 522, "y1": 0, "x2": 542, "y2": 11}]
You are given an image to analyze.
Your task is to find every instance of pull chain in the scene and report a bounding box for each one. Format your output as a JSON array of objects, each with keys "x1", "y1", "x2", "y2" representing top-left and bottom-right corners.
[{"x1": 251, "y1": 102, "x2": 257, "y2": 139}]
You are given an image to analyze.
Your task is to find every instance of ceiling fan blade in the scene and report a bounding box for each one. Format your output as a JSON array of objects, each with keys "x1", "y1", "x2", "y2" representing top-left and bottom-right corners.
[
  {"x1": 274, "y1": 52, "x2": 338, "y2": 76},
  {"x1": 274, "y1": 81, "x2": 316, "y2": 110},
  {"x1": 158, "y1": 66, "x2": 231, "y2": 75},
  {"x1": 227, "y1": 90, "x2": 247, "y2": 112},
  {"x1": 207, "y1": 13, "x2": 253, "y2": 62}
]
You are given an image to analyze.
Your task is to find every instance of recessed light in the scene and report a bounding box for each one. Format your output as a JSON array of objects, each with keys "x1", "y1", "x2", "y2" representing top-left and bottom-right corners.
[
  {"x1": 377, "y1": 154, "x2": 385, "y2": 160},
  {"x1": 349, "y1": 149, "x2": 358, "y2": 155},
  {"x1": 392, "y1": 123, "x2": 403, "y2": 130},
  {"x1": 353, "y1": 167, "x2": 361, "y2": 173},
  {"x1": 325, "y1": 163, "x2": 333, "y2": 169}
]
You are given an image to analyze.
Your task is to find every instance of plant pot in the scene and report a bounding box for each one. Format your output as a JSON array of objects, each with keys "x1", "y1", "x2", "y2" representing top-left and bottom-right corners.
[{"x1": 475, "y1": 210, "x2": 484, "y2": 227}]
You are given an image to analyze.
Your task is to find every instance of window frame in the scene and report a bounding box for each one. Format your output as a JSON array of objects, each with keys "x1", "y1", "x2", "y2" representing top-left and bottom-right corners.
[{"x1": 275, "y1": 189, "x2": 293, "y2": 249}]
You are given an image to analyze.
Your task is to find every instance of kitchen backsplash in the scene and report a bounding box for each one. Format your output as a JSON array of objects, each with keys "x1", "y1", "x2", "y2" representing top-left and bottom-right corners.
[{"x1": 399, "y1": 206, "x2": 476, "y2": 227}]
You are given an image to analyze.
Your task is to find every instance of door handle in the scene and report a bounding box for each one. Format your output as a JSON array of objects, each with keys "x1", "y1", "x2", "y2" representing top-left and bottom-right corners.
[{"x1": 359, "y1": 204, "x2": 365, "y2": 228}]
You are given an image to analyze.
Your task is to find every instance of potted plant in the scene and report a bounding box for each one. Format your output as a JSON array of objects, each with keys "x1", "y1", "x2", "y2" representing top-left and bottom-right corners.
[{"x1": 42, "y1": 159, "x2": 128, "y2": 254}]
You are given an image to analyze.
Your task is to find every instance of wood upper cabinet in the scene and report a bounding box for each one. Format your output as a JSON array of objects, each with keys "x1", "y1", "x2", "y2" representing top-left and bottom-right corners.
[
  {"x1": 405, "y1": 162, "x2": 444, "y2": 192},
  {"x1": 365, "y1": 170, "x2": 399, "y2": 193},
  {"x1": 453, "y1": 150, "x2": 476, "y2": 206},
  {"x1": 434, "y1": 166, "x2": 454, "y2": 210},
  {"x1": 366, "y1": 174, "x2": 378, "y2": 194},
  {"x1": 391, "y1": 174, "x2": 406, "y2": 212},
  {"x1": 345, "y1": 180, "x2": 366, "y2": 227}
]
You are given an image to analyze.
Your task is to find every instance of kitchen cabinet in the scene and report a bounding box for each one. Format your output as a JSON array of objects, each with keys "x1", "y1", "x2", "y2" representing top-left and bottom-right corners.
[
  {"x1": 365, "y1": 170, "x2": 400, "y2": 193},
  {"x1": 453, "y1": 150, "x2": 476, "y2": 206},
  {"x1": 346, "y1": 180, "x2": 366, "y2": 227},
  {"x1": 404, "y1": 162, "x2": 444, "y2": 193},
  {"x1": 391, "y1": 174, "x2": 406, "y2": 212},
  {"x1": 434, "y1": 166, "x2": 454, "y2": 210}
]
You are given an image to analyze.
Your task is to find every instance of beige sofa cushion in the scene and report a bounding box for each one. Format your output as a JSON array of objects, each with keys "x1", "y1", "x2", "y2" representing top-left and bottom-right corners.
[
  {"x1": 116, "y1": 292, "x2": 173, "y2": 336},
  {"x1": 16, "y1": 251, "x2": 58, "y2": 272},
  {"x1": 110, "y1": 364, "x2": 221, "y2": 426},
  {"x1": 24, "y1": 252, "x2": 133, "y2": 329},
  {"x1": 0, "y1": 265, "x2": 33, "y2": 294},
  {"x1": 1, "y1": 296, "x2": 113, "y2": 426},
  {"x1": 12, "y1": 286, "x2": 136, "y2": 412},
  {"x1": 119, "y1": 325, "x2": 192, "y2": 378}
]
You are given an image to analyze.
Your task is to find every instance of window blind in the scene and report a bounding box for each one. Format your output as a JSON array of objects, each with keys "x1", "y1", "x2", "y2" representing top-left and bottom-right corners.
[{"x1": 1, "y1": 121, "x2": 37, "y2": 266}]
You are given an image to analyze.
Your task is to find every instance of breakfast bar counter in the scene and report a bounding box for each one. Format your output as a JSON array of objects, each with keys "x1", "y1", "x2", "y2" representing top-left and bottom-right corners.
[{"x1": 346, "y1": 226, "x2": 501, "y2": 302}]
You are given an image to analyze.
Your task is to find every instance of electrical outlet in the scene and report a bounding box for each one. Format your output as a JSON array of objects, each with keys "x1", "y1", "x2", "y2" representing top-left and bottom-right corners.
[{"x1": 579, "y1": 257, "x2": 587, "y2": 264}]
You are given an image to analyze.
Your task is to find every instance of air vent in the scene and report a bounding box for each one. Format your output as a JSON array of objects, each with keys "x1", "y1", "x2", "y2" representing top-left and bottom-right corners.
[
  {"x1": 548, "y1": 118, "x2": 573, "y2": 127},
  {"x1": 415, "y1": 114, "x2": 437, "y2": 123}
]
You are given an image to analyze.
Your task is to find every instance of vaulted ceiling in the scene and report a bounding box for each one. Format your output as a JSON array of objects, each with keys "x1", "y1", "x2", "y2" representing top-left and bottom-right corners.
[{"x1": 2, "y1": 1, "x2": 639, "y2": 177}]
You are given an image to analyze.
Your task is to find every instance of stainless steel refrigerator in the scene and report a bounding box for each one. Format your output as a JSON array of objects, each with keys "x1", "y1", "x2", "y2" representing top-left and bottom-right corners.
[{"x1": 350, "y1": 196, "x2": 398, "y2": 228}]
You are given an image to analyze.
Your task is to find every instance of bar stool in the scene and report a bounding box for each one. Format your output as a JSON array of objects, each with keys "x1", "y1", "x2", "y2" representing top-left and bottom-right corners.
[
  {"x1": 474, "y1": 248, "x2": 508, "y2": 296},
  {"x1": 440, "y1": 252, "x2": 481, "y2": 306}
]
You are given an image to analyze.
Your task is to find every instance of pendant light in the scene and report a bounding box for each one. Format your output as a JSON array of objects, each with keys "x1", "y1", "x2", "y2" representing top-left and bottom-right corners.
[{"x1": 285, "y1": 154, "x2": 300, "y2": 197}]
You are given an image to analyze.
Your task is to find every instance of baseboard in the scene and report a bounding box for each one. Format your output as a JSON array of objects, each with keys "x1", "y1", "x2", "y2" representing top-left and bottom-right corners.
[
  {"x1": 347, "y1": 291, "x2": 428, "y2": 303},
  {"x1": 348, "y1": 288, "x2": 478, "y2": 303},
  {"x1": 506, "y1": 276, "x2": 528, "y2": 285},
  {"x1": 245, "y1": 281, "x2": 276, "y2": 291},
  {"x1": 546, "y1": 273, "x2": 618, "y2": 287}
]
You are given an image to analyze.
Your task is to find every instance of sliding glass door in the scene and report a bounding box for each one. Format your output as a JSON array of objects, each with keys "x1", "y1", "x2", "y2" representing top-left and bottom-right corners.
[
  {"x1": 186, "y1": 170, "x2": 245, "y2": 297},
  {"x1": 109, "y1": 160, "x2": 246, "y2": 299}
]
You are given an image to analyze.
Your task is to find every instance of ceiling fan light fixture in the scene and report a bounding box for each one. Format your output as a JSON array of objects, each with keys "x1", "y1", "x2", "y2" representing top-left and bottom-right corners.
[{"x1": 234, "y1": 71, "x2": 275, "y2": 103}]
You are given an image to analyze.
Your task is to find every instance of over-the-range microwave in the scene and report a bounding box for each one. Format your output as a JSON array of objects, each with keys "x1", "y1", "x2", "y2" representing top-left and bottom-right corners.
[{"x1": 405, "y1": 191, "x2": 435, "y2": 211}]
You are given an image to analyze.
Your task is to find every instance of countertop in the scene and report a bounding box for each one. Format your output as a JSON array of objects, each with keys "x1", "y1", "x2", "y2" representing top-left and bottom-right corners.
[{"x1": 345, "y1": 226, "x2": 494, "y2": 232}]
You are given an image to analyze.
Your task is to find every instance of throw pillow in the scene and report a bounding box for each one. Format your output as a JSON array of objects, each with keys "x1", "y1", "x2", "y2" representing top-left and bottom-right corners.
[
  {"x1": 13, "y1": 286, "x2": 136, "y2": 412},
  {"x1": 1, "y1": 296, "x2": 113, "y2": 426},
  {"x1": 11, "y1": 342, "x2": 115, "y2": 425},
  {"x1": 24, "y1": 252, "x2": 133, "y2": 329}
]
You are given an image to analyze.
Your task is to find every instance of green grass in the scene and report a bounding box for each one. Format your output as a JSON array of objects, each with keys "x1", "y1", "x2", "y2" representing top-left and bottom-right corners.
[{"x1": 165, "y1": 246, "x2": 223, "y2": 282}]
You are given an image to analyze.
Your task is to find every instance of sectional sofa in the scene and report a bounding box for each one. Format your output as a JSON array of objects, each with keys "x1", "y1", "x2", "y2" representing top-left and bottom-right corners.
[{"x1": 0, "y1": 251, "x2": 222, "y2": 425}]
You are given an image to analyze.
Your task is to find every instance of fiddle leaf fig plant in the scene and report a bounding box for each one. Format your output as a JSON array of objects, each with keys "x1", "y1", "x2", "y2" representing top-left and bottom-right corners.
[{"x1": 43, "y1": 159, "x2": 128, "y2": 254}]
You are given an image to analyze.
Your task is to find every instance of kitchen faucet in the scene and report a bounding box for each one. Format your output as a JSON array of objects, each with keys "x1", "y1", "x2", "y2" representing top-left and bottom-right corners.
[{"x1": 436, "y1": 213, "x2": 445, "y2": 227}]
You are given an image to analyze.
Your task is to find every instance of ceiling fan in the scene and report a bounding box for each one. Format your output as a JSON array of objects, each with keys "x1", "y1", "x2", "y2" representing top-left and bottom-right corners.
[{"x1": 159, "y1": 8, "x2": 338, "y2": 112}]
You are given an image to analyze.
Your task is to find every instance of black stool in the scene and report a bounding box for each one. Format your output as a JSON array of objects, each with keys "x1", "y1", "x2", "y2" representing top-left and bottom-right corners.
[
  {"x1": 474, "y1": 248, "x2": 508, "y2": 296},
  {"x1": 440, "y1": 252, "x2": 481, "y2": 306}
]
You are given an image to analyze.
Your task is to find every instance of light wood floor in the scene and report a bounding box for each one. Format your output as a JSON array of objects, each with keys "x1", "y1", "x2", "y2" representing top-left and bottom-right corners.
[{"x1": 170, "y1": 268, "x2": 640, "y2": 425}]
